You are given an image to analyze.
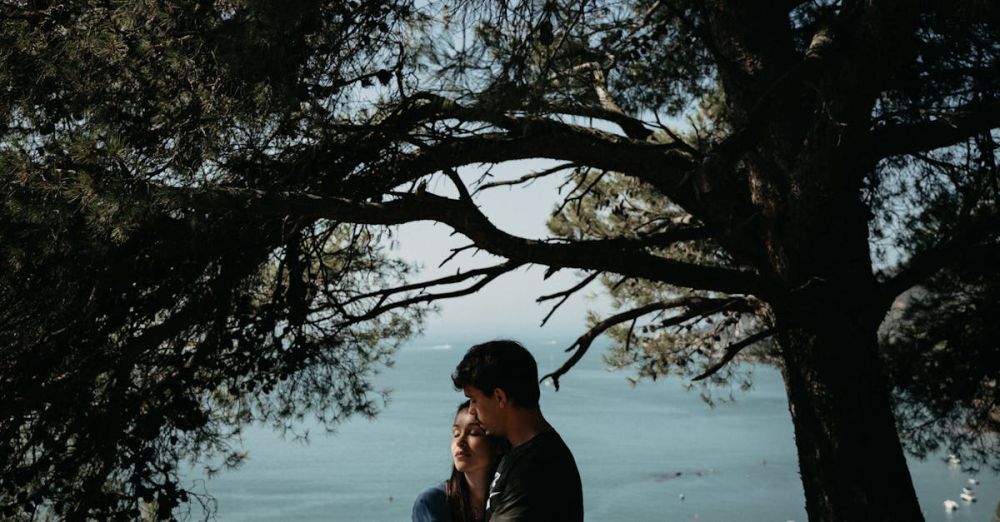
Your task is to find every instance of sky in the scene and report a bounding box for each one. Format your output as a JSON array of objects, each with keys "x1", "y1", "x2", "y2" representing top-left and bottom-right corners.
[{"x1": 385, "y1": 159, "x2": 615, "y2": 343}]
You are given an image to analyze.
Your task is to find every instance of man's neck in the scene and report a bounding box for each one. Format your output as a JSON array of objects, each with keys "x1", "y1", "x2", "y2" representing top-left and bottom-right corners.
[{"x1": 504, "y1": 408, "x2": 551, "y2": 448}]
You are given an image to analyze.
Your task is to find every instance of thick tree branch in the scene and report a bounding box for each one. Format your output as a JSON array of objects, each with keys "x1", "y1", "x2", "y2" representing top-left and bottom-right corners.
[
  {"x1": 867, "y1": 100, "x2": 1000, "y2": 161},
  {"x1": 345, "y1": 93, "x2": 709, "y2": 216},
  {"x1": 156, "y1": 186, "x2": 781, "y2": 300},
  {"x1": 340, "y1": 95, "x2": 770, "y2": 274},
  {"x1": 850, "y1": 0, "x2": 919, "y2": 94},
  {"x1": 369, "y1": 112, "x2": 693, "y2": 197},
  {"x1": 704, "y1": 1, "x2": 799, "y2": 111},
  {"x1": 545, "y1": 104, "x2": 654, "y2": 141},
  {"x1": 879, "y1": 212, "x2": 1000, "y2": 307}
]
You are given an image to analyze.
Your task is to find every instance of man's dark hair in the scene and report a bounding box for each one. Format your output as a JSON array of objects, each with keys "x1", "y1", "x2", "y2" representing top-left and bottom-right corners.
[{"x1": 452, "y1": 340, "x2": 540, "y2": 409}]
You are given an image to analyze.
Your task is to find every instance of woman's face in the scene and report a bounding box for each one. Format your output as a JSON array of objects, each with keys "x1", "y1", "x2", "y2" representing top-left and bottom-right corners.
[{"x1": 451, "y1": 407, "x2": 493, "y2": 473}]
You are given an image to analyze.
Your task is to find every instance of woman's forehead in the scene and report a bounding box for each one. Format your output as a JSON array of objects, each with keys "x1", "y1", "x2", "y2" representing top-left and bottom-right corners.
[{"x1": 454, "y1": 408, "x2": 478, "y2": 427}]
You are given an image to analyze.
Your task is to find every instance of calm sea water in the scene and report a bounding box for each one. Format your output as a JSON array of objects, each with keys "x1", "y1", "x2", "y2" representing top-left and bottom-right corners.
[{"x1": 183, "y1": 334, "x2": 999, "y2": 521}]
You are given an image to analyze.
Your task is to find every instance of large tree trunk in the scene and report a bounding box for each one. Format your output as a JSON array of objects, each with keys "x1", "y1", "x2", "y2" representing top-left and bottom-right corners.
[
  {"x1": 779, "y1": 313, "x2": 922, "y2": 521},
  {"x1": 765, "y1": 185, "x2": 924, "y2": 520},
  {"x1": 703, "y1": 2, "x2": 925, "y2": 518}
]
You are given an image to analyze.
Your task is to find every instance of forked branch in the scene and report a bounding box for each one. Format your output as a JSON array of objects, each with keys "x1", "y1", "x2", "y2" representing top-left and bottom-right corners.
[
  {"x1": 537, "y1": 271, "x2": 602, "y2": 327},
  {"x1": 539, "y1": 296, "x2": 751, "y2": 390}
]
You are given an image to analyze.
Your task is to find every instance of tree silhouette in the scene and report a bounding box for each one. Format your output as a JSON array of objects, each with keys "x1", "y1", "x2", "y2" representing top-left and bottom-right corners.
[{"x1": 2, "y1": 1, "x2": 999, "y2": 520}]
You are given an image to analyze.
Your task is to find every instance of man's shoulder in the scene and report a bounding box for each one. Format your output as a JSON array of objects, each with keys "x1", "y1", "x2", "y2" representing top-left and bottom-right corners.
[
  {"x1": 520, "y1": 430, "x2": 577, "y2": 464},
  {"x1": 500, "y1": 429, "x2": 580, "y2": 482}
]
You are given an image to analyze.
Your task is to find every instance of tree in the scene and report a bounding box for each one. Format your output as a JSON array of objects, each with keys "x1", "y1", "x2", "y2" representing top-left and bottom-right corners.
[
  {"x1": 2, "y1": 1, "x2": 999, "y2": 521},
  {"x1": 1, "y1": 1, "x2": 424, "y2": 519}
]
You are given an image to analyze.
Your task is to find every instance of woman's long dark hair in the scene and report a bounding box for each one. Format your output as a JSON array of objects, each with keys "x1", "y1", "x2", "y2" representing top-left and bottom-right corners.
[{"x1": 445, "y1": 400, "x2": 509, "y2": 522}]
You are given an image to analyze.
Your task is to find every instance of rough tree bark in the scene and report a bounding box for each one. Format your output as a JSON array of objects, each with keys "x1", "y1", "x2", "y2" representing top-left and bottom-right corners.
[
  {"x1": 705, "y1": 2, "x2": 926, "y2": 518},
  {"x1": 767, "y1": 197, "x2": 923, "y2": 521}
]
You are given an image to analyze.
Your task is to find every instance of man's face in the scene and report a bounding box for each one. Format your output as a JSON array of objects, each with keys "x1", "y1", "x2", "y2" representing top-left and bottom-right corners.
[{"x1": 463, "y1": 385, "x2": 504, "y2": 436}]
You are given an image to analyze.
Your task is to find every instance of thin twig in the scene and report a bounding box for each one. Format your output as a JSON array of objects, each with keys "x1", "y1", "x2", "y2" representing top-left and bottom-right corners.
[
  {"x1": 537, "y1": 271, "x2": 602, "y2": 327},
  {"x1": 438, "y1": 244, "x2": 478, "y2": 268},
  {"x1": 691, "y1": 327, "x2": 777, "y2": 381},
  {"x1": 540, "y1": 296, "x2": 728, "y2": 390},
  {"x1": 475, "y1": 162, "x2": 576, "y2": 193}
]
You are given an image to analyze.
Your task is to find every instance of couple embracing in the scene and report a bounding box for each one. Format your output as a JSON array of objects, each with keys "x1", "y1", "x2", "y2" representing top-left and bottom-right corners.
[{"x1": 412, "y1": 340, "x2": 584, "y2": 522}]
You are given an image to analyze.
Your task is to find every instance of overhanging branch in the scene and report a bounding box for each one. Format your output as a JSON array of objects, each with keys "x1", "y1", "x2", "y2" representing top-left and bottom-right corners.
[
  {"x1": 879, "y1": 211, "x2": 1000, "y2": 308},
  {"x1": 338, "y1": 262, "x2": 519, "y2": 309},
  {"x1": 336, "y1": 261, "x2": 524, "y2": 326},
  {"x1": 367, "y1": 114, "x2": 694, "y2": 197},
  {"x1": 336, "y1": 93, "x2": 709, "y2": 221},
  {"x1": 156, "y1": 185, "x2": 780, "y2": 299},
  {"x1": 867, "y1": 100, "x2": 1000, "y2": 161},
  {"x1": 539, "y1": 296, "x2": 751, "y2": 390}
]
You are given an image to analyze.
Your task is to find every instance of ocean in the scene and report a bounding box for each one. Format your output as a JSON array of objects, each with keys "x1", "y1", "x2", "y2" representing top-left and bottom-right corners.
[{"x1": 182, "y1": 334, "x2": 999, "y2": 521}]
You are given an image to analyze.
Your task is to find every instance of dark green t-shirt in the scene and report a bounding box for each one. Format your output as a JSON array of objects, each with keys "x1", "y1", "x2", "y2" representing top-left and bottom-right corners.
[{"x1": 486, "y1": 430, "x2": 583, "y2": 522}]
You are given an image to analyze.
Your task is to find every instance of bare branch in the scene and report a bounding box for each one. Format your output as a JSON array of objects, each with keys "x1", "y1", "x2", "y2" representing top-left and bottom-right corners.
[
  {"x1": 540, "y1": 300, "x2": 685, "y2": 391},
  {"x1": 438, "y1": 244, "x2": 478, "y2": 268},
  {"x1": 537, "y1": 271, "x2": 602, "y2": 327},
  {"x1": 691, "y1": 327, "x2": 777, "y2": 382},
  {"x1": 337, "y1": 261, "x2": 523, "y2": 326},
  {"x1": 652, "y1": 111, "x2": 700, "y2": 157},
  {"x1": 338, "y1": 262, "x2": 516, "y2": 308},
  {"x1": 443, "y1": 168, "x2": 473, "y2": 203},
  {"x1": 539, "y1": 296, "x2": 751, "y2": 390},
  {"x1": 474, "y1": 162, "x2": 576, "y2": 193},
  {"x1": 553, "y1": 169, "x2": 608, "y2": 217}
]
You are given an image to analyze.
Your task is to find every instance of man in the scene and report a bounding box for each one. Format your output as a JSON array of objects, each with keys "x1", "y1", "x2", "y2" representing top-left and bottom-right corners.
[{"x1": 452, "y1": 340, "x2": 584, "y2": 521}]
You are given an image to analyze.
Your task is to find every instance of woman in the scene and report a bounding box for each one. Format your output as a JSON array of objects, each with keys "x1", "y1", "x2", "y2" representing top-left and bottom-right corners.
[{"x1": 412, "y1": 400, "x2": 509, "y2": 522}]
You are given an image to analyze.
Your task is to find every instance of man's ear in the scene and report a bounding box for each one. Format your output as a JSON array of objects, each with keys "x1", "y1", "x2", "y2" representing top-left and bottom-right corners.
[{"x1": 493, "y1": 387, "x2": 508, "y2": 408}]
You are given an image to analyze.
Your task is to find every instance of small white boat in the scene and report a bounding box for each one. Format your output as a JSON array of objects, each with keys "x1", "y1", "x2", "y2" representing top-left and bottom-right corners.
[
  {"x1": 960, "y1": 491, "x2": 976, "y2": 502},
  {"x1": 968, "y1": 478, "x2": 980, "y2": 485},
  {"x1": 947, "y1": 454, "x2": 961, "y2": 465},
  {"x1": 943, "y1": 499, "x2": 959, "y2": 511}
]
